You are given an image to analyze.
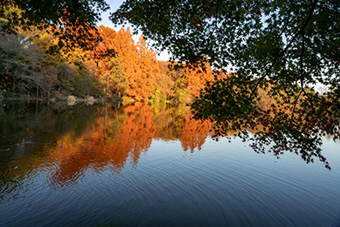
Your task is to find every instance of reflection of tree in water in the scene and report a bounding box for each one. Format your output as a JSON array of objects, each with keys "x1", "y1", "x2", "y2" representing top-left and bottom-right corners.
[
  {"x1": 120, "y1": 102, "x2": 158, "y2": 163},
  {"x1": 0, "y1": 102, "x2": 214, "y2": 193},
  {"x1": 0, "y1": 162, "x2": 26, "y2": 202},
  {"x1": 0, "y1": 102, "x2": 102, "y2": 199},
  {"x1": 193, "y1": 76, "x2": 339, "y2": 169},
  {"x1": 178, "y1": 115, "x2": 211, "y2": 153},
  {"x1": 151, "y1": 105, "x2": 179, "y2": 141},
  {"x1": 151, "y1": 104, "x2": 212, "y2": 152},
  {"x1": 49, "y1": 102, "x2": 158, "y2": 188},
  {"x1": 4, "y1": 97, "x2": 335, "y2": 193}
]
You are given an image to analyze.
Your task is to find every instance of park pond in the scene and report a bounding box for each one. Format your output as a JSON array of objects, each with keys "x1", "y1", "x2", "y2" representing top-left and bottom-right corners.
[{"x1": 1, "y1": 101, "x2": 340, "y2": 226}]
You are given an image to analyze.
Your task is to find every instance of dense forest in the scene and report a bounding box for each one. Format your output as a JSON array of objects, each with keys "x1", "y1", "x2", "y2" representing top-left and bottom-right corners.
[{"x1": 0, "y1": 5, "x2": 217, "y2": 104}]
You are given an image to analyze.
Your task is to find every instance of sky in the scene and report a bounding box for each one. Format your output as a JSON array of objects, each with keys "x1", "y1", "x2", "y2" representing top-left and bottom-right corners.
[
  {"x1": 98, "y1": 0, "x2": 171, "y2": 61},
  {"x1": 99, "y1": 0, "x2": 124, "y2": 29}
]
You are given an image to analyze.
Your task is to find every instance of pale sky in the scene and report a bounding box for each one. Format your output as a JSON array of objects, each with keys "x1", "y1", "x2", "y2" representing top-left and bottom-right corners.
[
  {"x1": 98, "y1": 0, "x2": 171, "y2": 61},
  {"x1": 99, "y1": 0, "x2": 124, "y2": 29}
]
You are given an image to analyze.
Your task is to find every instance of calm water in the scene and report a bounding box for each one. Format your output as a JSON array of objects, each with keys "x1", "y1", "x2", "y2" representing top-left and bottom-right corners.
[{"x1": 0, "y1": 101, "x2": 340, "y2": 226}]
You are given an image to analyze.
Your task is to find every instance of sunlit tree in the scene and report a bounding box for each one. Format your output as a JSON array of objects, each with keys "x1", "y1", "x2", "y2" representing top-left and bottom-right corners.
[{"x1": 185, "y1": 61, "x2": 214, "y2": 97}]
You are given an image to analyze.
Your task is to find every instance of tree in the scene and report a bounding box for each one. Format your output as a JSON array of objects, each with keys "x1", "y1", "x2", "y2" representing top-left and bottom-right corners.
[
  {"x1": 136, "y1": 35, "x2": 161, "y2": 100},
  {"x1": 98, "y1": 26, "x2": 160, "y2": 101},
  {"x1": 112, "y1": 0, "x2": 340, "y2": 167},
  {"x1": 110, "y1": 27, "x2": 143, "y2": 100},
  {"x1": 105, "y1": 57, "x2": 128, "y2": 96},
  {"x1": 90, "y1": 26, "x2": 126, "y2": 96},
  {"x1": 0, "y1": 33, "x2": 59, "y2": 97},
  {"x1": 185, "y1": 61, "x2": 214, "y2": 96},
  {"x1": 112, "y1": 0, "x2": 339, "y2": 72},
  {"x1": 1, "y1": 0, "x2": 109, "y2": 48},
  {"x1": 112, "y1": 0, "x2": 339, "y2": 100}
]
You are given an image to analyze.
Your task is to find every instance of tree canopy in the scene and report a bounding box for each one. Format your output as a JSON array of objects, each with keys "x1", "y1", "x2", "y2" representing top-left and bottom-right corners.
[
  {"x1": 1, "y1": 0, "x2": 110, "y2": 49},
  {"x1": 112, "y1": 0, "x2": 339, "y2": 83}
]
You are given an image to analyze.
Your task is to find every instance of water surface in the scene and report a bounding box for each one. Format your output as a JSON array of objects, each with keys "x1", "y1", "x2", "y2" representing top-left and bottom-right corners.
[{"x1": 1, "y1": 101, "x2": 340, "y2": 226}]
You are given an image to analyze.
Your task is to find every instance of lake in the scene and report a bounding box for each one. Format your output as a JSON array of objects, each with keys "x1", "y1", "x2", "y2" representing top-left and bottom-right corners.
[{"x1": 1, "y1": 101, "x2": 340, "y2": 226}]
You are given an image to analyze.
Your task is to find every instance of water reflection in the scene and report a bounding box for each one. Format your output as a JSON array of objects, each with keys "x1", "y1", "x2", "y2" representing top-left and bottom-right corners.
[
  {"x1": 1, "y1": 101, "x2": 340, "y2": 226},
  {"x1": 179, "y1": 115, "x2": 211, "y2": 152},
  {"x1": 0, "y1": 101, "x2": 213, "y2": 191},
  {"x1": 0, "y1": 100, "x2": 338, "y2": 193},
  {"x1": 0, "y1": 101, "x2": 101, "y2": 198},
  {"x1": 48, "y1": 102, "x2": 159, "y2": 188}
]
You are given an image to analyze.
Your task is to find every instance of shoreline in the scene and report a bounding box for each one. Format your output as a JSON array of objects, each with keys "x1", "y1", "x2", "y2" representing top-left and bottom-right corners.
[{"x1": 0, "y1": 95, "x2": 108, "y2": 106}]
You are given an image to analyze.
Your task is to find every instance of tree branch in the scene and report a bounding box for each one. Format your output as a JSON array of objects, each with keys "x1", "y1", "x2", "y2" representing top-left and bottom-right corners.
[
  {"x1": 249, "y1": 0, "x2": 319, "y2": 98},
  {"x1": 289, "y1": 88, "x2": 304, "y2": 125}
]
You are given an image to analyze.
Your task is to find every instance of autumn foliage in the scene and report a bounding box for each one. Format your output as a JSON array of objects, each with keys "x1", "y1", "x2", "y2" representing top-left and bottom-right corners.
[{"x1": 1, "y1": 5, "x2": 216, "y2": 102}]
